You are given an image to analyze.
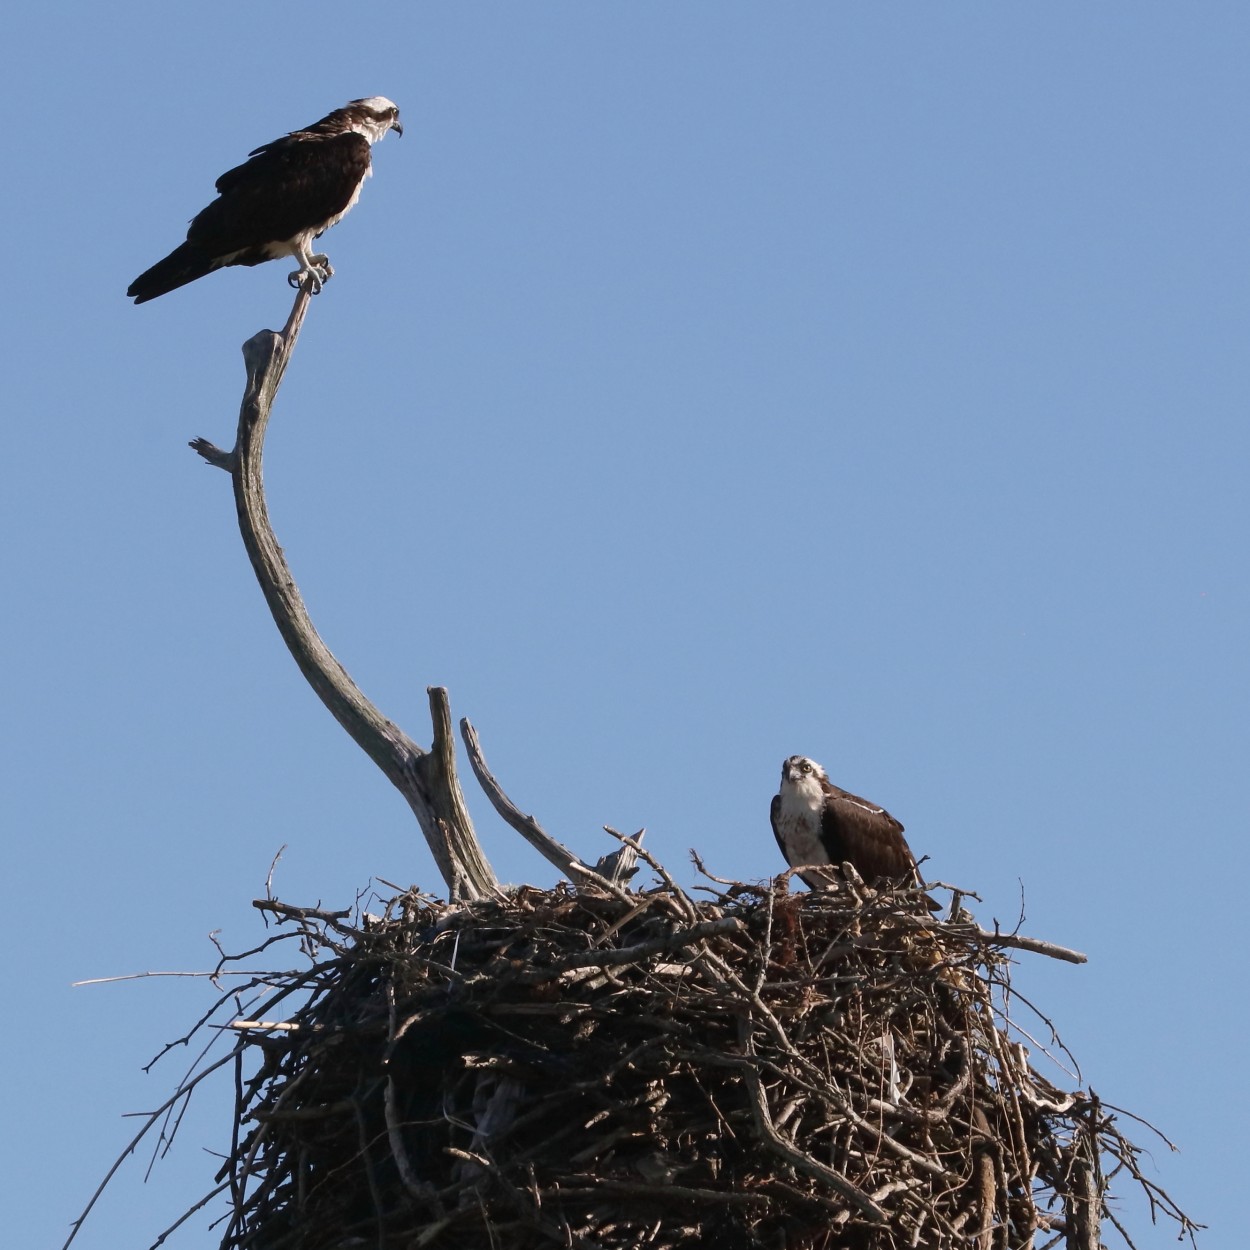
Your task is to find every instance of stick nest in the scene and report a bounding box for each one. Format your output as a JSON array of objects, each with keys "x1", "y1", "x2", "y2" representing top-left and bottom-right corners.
[{"x1": 174, "y1": 872, "x2": 1195, "y2": 1250}]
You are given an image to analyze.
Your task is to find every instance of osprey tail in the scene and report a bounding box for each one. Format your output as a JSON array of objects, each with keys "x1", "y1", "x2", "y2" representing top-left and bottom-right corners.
[{"x1": 127, "y1": 243, "x2": 219, "y2": 304}]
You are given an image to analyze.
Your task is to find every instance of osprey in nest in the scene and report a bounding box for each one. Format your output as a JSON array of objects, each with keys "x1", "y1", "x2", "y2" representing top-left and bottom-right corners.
[
  {"x1": 127, "y1": 97, "x2": 402, "y2": 303},
  {"x1": 771, "y1": 755, "x2": 938, "y2": 907}
]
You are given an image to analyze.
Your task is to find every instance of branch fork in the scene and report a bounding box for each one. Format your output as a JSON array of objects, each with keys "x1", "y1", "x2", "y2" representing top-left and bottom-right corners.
[{"x1": 189, "y1": 281, "x2": 587, "y2": 900}]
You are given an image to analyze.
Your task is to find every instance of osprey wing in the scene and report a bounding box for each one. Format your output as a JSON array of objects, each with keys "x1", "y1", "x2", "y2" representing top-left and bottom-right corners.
[
  {"x1": 821, "y1": 785, "x2": 918, "y2": 883},
  {"x1": 769, "y1": 793, "x2": 786, "y2": 861},
  {"x1": 189, "y1": 132, "x2": 372, "y2": 258}
]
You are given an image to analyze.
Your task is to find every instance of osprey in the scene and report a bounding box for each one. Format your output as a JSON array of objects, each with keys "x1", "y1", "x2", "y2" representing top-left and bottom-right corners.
[
  {"x1": 770, "y1": 755, "x2": 936, "y2": 904},
  {"x1": 127, "y1": 97, "x2": 402, "y2": 303}
]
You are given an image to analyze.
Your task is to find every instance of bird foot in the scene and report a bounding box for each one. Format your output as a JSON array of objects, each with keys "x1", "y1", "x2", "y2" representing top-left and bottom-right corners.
[{"x1": 287, "y1": 258, "x2": 334, "y2": 293}]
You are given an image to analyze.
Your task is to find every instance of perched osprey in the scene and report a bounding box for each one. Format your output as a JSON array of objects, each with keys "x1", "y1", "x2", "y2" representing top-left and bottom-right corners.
[
  {"x1": 770, "y1": 755, "x2": 936, "y2": 904},
  {"x1": 127, "y1": 97, "x2": 402, "y2": 303}
]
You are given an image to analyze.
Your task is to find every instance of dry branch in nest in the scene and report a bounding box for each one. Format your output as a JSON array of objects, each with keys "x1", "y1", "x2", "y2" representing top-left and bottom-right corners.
[{"x1": 108, "y1": 869, "x2": 1197, "y2": 1250}]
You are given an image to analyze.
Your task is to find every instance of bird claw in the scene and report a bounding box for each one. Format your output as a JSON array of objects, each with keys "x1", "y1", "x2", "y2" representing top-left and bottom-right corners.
[
  {"x1": 287, "y1": 267, "x2": 321, "y2": 293},
  {"x1": 287, "y1": 258, "x2": 334, "y2": 294}
]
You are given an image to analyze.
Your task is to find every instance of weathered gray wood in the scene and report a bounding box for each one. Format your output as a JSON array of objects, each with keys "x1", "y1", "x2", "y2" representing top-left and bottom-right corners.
[
  {"x1": 190, "y1": 282, "x2": 497, "y2": 901},
  {"x1": 459, "y1": 716, "x2": 627, "y2": 893}
]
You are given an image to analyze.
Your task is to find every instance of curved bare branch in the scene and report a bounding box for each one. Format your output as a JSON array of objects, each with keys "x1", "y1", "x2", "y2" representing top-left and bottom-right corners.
[
  {"x1": 460, "y1": 718, "x2": 643, "y2": 890},
  {"x1": 190, "y1": 283, "x2": 497, "y2": 900}
]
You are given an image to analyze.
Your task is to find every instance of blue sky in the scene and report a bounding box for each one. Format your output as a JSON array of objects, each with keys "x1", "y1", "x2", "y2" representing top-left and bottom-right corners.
[{"x1": 5, "y1": 4, "x2": 1245, "y2": 1246}]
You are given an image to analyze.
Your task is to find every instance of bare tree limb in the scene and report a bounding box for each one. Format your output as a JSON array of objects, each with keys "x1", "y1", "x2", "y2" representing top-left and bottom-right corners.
[
  {"x1": 460, "y1": 716, "x2": 630, "y2": 894},
  {"x1": 890, "y1": 906, "x2": 1088, "y2": 965},
  {"x1": 189, "y1": 282, "x2": 496, "y2": 900}
]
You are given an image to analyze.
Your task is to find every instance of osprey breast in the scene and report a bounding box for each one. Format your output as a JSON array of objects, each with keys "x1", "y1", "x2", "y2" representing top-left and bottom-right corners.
[{"x1": 773, "y1": 785, "x2": 832, "y2": 868}]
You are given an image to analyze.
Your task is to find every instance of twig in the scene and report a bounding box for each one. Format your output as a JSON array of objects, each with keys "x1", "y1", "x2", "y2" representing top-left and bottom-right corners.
[
  {"x1": 147, "y1": 1179, "x2": 232, "y2": 1249},
  {"x1": 605, "y1": 828, "x2": 697, "y2": 922},
  {"x1": 74, "y1": 971, "x2": 275, "y2": 986},
  {"x1": 61, "y1": 1050, "x2": 241, "y2": 1250}
]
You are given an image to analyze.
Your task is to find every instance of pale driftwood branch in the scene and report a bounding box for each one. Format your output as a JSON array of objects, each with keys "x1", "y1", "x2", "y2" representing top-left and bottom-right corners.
[
  {"x1": 591, "y1": 839, "x2": 641, "y2": 885},
  {"x1": 975, "y1": 927, "x2": 1087, "y2": 965},
  {"x1": 885, "y1": 901, "x2": 1088, "y2": 965},
  {"x1": 409, "y1": 689, "x2": 497, "y2": 899},
  {"x1": 460, "y1": 716, "x2": 630, "y2": 893},
  {"x1": 189, "y1": 282, "x2": 496, "y2": 901}
]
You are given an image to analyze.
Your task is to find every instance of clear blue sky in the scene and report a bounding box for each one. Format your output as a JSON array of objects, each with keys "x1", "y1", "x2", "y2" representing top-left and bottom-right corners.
[{"x1": 5, "y1": 4, "x2": 1244, "y2": 1246}]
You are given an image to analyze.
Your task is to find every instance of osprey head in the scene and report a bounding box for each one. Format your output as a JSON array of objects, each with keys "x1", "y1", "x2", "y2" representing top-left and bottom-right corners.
[
  {"x1": 779, "y1": 755, "x2": 829, "y2": 803},
  {"x1": 781, "y1": 755, "x2": 827, "y2": 785},
  {"x1": 343, "y1": 96, "x2": 403, "y2": 142}
]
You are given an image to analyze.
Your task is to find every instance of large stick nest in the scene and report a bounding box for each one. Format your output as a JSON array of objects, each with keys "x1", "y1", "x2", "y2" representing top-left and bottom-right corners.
[{"x1": 154, "y1": 868, "x2": 1196, "y2": 1250}]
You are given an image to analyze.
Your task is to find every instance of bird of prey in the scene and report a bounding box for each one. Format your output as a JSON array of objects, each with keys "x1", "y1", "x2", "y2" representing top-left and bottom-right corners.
[
  {"x1": 770, "y1": 755, "x2": 935, "y2": 903},
  {"x1": 127, "y1": 97, "x2": 402, "y2": 303}
]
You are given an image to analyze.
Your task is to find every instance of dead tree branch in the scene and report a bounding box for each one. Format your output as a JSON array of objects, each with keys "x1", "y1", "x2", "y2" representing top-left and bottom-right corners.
[
  {"x1": 460, "y1": 717, "x2": 635, "y2": 892},
  {"x1": 189, "y1": 282, "x2": 496, "y2": 900}
]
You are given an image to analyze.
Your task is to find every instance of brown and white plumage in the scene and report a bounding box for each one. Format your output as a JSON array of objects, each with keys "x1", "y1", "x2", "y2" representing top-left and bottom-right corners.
[
  {"x1": 770, "y1": 755, "x2": 934, "y2": 902},
  {"x1": 127, "y1": 97, "x2": 402, "y2": 303}
]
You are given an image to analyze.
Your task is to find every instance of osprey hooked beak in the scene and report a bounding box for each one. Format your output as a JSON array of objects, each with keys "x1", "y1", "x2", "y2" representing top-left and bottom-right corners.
[{"x1": 392, "y1": 119, "x2": 404, "y2": 137}]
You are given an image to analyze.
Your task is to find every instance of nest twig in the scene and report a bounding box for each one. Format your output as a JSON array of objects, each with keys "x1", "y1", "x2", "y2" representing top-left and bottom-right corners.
[{"x1": 68, "y1": 868, "x2": 1200, "y2": 1250}]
